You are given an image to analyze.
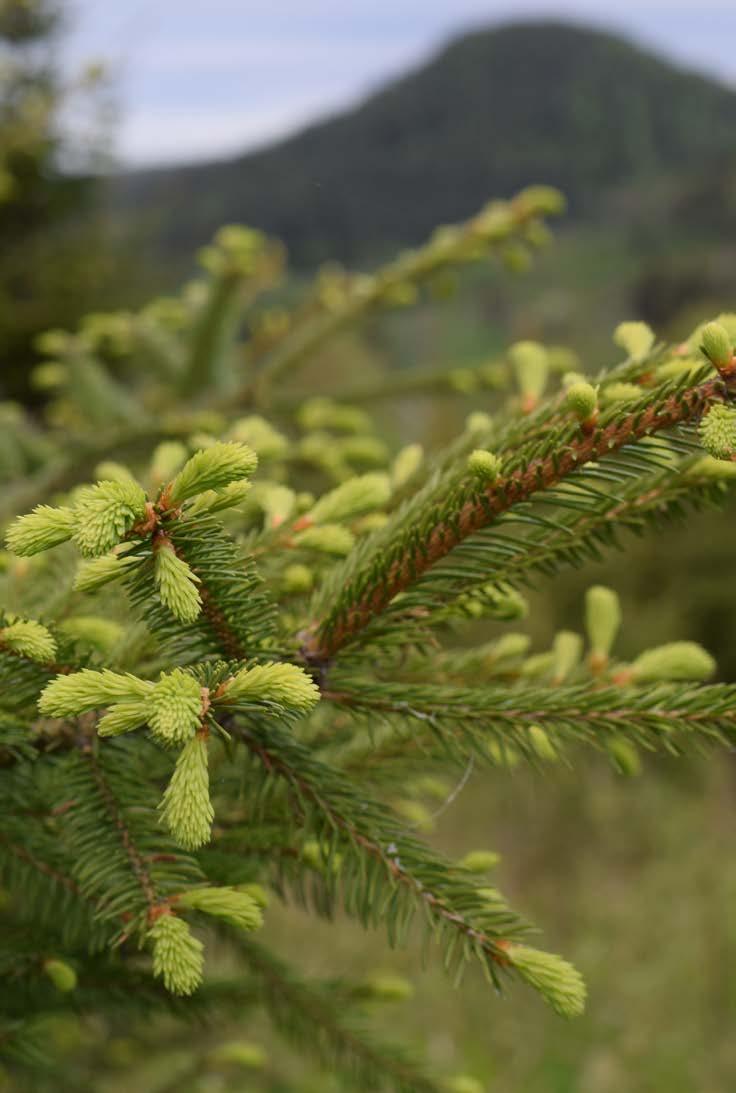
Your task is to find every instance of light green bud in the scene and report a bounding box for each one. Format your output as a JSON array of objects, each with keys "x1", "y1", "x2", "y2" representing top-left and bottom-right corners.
[
  {"x1": 459, "y1": 850, "x2": 501, "y2": 873},
  {"x1": 73, "y1": 552, "x2": 139, "y2": 594},
  {"x1": 565, "y1": 382, "x2": 597, "y2": 421},
  {"x1": 464, "y1": 411, "x2": 493, "y2": 436},
  {"x1": 700, "y1": 321, "x2": 734, "y2": 369},
  {"x1": 1, "y1": 619, "x2": 56, "y2": 663},
  {"x1": 687, "y1": 455, "x2": 736, "y2": 481},
  {"x1": 233, "y1": 883, "x2": 270, "y2": 908},
  {"x1": 506, "y1": 943, "x2": 586, "y2": 1018},
  {"x1": 154, "y1": 542, "x2": 202, "y2": 623},
  {"x1": 92, "y1": 461, "x2": 137, "y2": 486},
  {"x1": 357, "y1": 973, "x2": 414, "y2": 1002},
  {"x1": 585, "y1": 585, "x2": 621, "y2": 661},
  {"x1": 39, "y1": 669, "x2": 153, "y2": 718},
  {"x1": 467, "y1": 449, "x2": 501, "y2": 482},
  {"x1": 509, "y1": 341, "x2": 548, "y2": 403},
  {"x1": 148, "y1": 913, "x2": 204, "y2": 996},
  {"x1": 338, "y1": 435, "x2": 390, "y2": 468},
  {"x1": 282, "y1": 563, "x2": 314, "y2": 594},
  {"x1": 148, "y1": 669, "x2": 203, "y2": 745},
  {"x1": 294, "y1": 524, "x2": 355, "y2": 556},
  {"x1": 73, "y1": 480, "x2": 148, "y2": 558},
  {"x1": 561, "y1": 371, "x2": 588, "y2": 389},
  {"x1": 43, "y1": 959, "x2": 77, "y2": 993},
  {"x1": 177, "y1": 886, "x2": 263, "y2": 932},
  {"x1": 6, "y1": 505, "x2": 76, "y2": 557},
  {"x1": 613, "y1": 321, "x2": 655, "y2": 361},
  {"x1": 600, "y1": 382, "x2": 643, "y2": 405},
  {"x1": 159, "y1": 735, "x2": 214, "y2": 850},
  {"x1": 606, "y1": 737, "x2": 641, "y2": 777},
  {"x1": 221, "y1": 662, "x2": 319, "y2": 712},
  {"x1": 307, "y1": 473, "x2": 391, "y2": 525},
  {"x1": 149, "y1": 441, "x2": 188, "y2": 486},
  {"x1": 552, "y1": 630, "x2": 583, "y2": 682},
  {"x1": 699, "y1": 403, "x2": 736, "y2": 460},
  {"x1": 97, "y1": 701, "x2": 148, "y2": 738},
  {"x1": 487, "y1": 633, "x2": 531, "y2": 663},
  {"x1": 208, "y1": 1041, "x2": 267, "y2": 1069},
  {"x1": 58, "y1": 616, "x2": 123, "y2": 653},
  {"x1": 444, "y1": 1077, "x2": 485, "y2": 1093},
  {"x1": 167, "y1": 442, "x2": 257, "y2": 507},
  {"x1": 629, "y1": 641, "x2": 716, "y2": 683},
  {"x1": 520, "y1": 651, "x2": 554, "y2": 679},
  {"x1": 514, "y1": 185, "x2": 566, "y2": 216},
  {"x1": 228, "y1": 415, "x2": 289, "y2": 461},
  {"x1": 391, "y1": 443, "x2": 423, "y2": 488},
  {"x1": 528, "y1": 724, "x2": 558, "y2": 761}
]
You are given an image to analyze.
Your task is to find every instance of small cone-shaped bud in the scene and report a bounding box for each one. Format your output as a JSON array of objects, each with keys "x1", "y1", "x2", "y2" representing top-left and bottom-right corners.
[
  {"x1": 391, "y1": 443, "x2": 423, "y2": 488},
  {"x1": 73, "y1": 552, "x2": 139, "y2": 593},
  {"x1": 160, "y1": 736, "x2": 213, "y2": 850},
  {"x1": 700, "y1": 321, "x2": 733, "y2": 370},
  {"x1": 220, "y1": 662, "x2": 319, "y2": 712},
  {"x1": 459, "y1": 850, "x2": 501, "y2": 873},
  {"x1": 687, "y1": 455, "x2": 736, "y2": 481},
  {"x1": 233, "y1": 882, "x2": 270, "y2": 908},
  {"x1": 629, "y1": 641, "x2": 716, "y2": 683},
  {"x1": 1, "y1": 619, "x2": 56, "y2": 663},
  {"x1": 208, "y1": 1041, "x2": 267, "y2": 1069},
  {"x1": 58, "y1": 616, "x2": 123, "y2": 653},
  {"x1": 613, "y1": 321, "x2": 655, "y2": 360},
  {"x1": 154, "y1": 542, "x2": 202, "y2": 623},
  {"x1": 699, "y1": 403, "x2": 736, "y2": 460},
  {"x1": 93, "y1": 461, "x2": 137, "y2": 486},
  {"x1": 356, "y1": 973, "x2": 414, "y2": 1002},
  {"x1": 606, "y1": 736, "x2": 641, "y2": 777},
  {"x1": 43, "y1": 958, "x2": 77, "y2": 993},
  {"x1": 520, "y1": 651, "x2": 555, "y2": 678},
  {"x1": 528, "y1": 724, "x2": 558, "y2": 761},
  {"x1": 552, "y1": 630, "x2": 583, "y2": 682},
  {"x1": 445, "y1": 1077, "x2": 485, "y2": 1093},
  {"x1": 515, "y1": 184, "x2": 566, "y2": 216},
  {"x1": 467, "y1": 449, "x2": 501, "y2": 482},
  {"x1": 585, "y1": 586, "x2": 621, "y2": 663},
  {"x1": 464, "y1": 411, "x2": 493, "y2": 436},
  {"x1": 167, "y1": 442, "x2": 257, "y2": 506},
  {"x1": 600, "y1": 382, "x2": 643, "y2": 405},
  {"x1": 149, "y1": 441, "x2": 188, "y2": 487},
  {"x1": 73, "y1": 480, "x2": 148, "y2": 558},
  {"x1": 565, "y1": 381, "x2": 597, "y2": 421},
  {"x1": 561, "y1": 370, "x2": 587, "y2": 389},
  {"x1": 229, "y1": 415, "x2": 289, "y2": 461},
  {"x1": 148, "y1": 669, "x2": 203, "y2": 745},
  {"x1": 177, "y1": 886, "x2": 263, "y2": 931},
  {"x1": 282, "y1": 563, "x2": 313, "y2": 594},
  {"x1": 148, "y1": 913, "x2": 204, "y2": 996},
  {"x1": 294, "y1": 524, "x2": 355, "y2": 556},
  {"x1": 509, "y1": 341, "x2": 548, "y2": 405},
  {"x1": 39, "y1": 669, "x2": 153, "y2": 717},
  {"x1": 307, "y1": 473, "x2": 391, "y2": 525},
  {"x1": 97, "y1": 700, "x2": 148, "y2": 738},
  {"x1": 487, "y1": 633, "x2": 531, "y2": 663},
  {"x1": 506, "y1": 943, "x2": 586, "y2": 1018},
  {"x1": 6, "y1": 505, "x2": 76, "y2": 557}
]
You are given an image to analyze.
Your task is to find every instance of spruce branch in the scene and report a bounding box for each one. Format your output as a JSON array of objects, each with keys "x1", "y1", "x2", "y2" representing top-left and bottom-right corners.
[
  {"x1": 306, "y1": 370, "x2": 731, "y2": 661},
  {"x1": 222, "y1": 709, "x2": 582, "y2": 1013}
]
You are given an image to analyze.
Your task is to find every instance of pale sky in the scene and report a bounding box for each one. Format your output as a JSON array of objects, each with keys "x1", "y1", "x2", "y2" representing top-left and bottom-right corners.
[{"x1": 65, "y1": 1, "x2": 736, "y2": 168}]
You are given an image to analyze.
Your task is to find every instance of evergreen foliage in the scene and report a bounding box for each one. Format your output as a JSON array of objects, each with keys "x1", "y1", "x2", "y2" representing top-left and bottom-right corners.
[{"x1": 2, "y1": 184, "x2": 736, "y2": 1089}]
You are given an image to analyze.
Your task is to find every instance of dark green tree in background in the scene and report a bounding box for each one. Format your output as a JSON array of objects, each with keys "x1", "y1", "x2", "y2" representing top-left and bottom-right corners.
[{"x1": 0, "y1": 0, "x2": 126, "y2": 403}]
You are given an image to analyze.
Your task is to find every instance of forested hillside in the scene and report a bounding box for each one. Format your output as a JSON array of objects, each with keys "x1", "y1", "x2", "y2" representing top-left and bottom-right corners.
[{"x1": 116, "y1": 20, "x2": 736, "y2": 264}]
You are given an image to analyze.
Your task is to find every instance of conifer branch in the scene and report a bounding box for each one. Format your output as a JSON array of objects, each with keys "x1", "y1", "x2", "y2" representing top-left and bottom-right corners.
[
  {"x1": 307, "y1": 372, "x2": 730, "y2": 661},
  {"x1": 233, "y1": 936, "x2": 446, "y2": 1093}
]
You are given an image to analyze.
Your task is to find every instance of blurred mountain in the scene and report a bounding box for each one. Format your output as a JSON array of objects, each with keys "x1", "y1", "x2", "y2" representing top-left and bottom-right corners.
[{"x1": 115, "y1": 20, "x2": 736, "y2": 266}]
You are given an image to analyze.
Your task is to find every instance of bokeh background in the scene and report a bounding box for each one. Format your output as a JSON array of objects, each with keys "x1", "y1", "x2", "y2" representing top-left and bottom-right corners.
[{"x1": 4, "y1": 2, "x2": 736, "y2": 1089}]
